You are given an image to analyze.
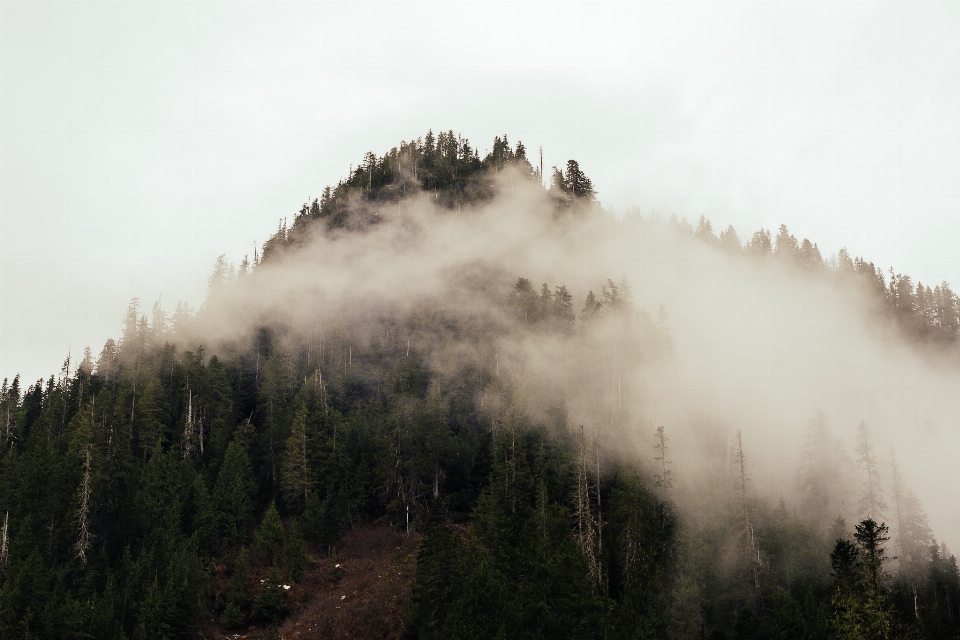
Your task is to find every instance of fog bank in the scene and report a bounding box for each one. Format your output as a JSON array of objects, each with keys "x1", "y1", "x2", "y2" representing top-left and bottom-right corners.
[{"x1": 187, "y1": 171, "x2": 960, "y2": 549}]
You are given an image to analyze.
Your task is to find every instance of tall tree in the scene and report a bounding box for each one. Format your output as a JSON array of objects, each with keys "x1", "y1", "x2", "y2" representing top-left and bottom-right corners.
[
  {"x1": 563, "y1": 159, "x2": 596, "y2": 201},
  {"x1": 214, "y1": 439, "x2": 256, "y2": 544},
  {"x1": 75, "y1": 447, "x2": 92, "y2": 567},
  {"x1": 799, "y1": 413, "x2": 853, "y2": 532},
  {"x1": 574, "y1": 425, "x2": 601, "y2": 589},
  {"x1": 653, "y1": 425, "x2": 672, "y2": 504},
  {"x1": 552, "y1": 285, "x2": 575, "y2": 332},
  {"x1": 732, "y1": 430, "x2": 762, "y2": 599},
  {"x1": 890, "y1": 452, "x2": 932, "y2": 589},
  {"x1": 280, "y1": 406, "x2": 310, "y2": 513},
  {"x1": 856, "y1": 421, "x2": 886, "y2": 521}
]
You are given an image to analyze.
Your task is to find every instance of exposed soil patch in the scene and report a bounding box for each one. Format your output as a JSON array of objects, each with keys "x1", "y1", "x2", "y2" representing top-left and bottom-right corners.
[
  {"x1": 281, "y1": 525, "x2": 419, "y2": 639},
  {"x1": 201, "y1": 525, "x2": 420, "y2": 640}
]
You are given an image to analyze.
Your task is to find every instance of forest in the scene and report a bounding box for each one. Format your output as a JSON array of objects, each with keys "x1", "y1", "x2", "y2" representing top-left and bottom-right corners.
[{"x1": 1, "y1": 130, "x2": 958, "y2": 639}]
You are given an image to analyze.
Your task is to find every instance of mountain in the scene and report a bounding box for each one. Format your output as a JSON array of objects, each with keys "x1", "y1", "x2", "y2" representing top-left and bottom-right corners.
[{"x1": 1, "y1": 131, "x2": 958, "y2": 639}]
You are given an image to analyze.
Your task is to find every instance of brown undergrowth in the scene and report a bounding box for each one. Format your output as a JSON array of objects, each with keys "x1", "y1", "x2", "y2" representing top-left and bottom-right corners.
[{"x1": 200, "y1": 524, "x2": 420, "y2": 640}]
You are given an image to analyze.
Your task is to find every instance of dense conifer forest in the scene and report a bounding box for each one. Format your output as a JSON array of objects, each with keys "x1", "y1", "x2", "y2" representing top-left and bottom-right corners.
[{"x1": 2, "y1": 131, "x2": 958, "y2": 639}]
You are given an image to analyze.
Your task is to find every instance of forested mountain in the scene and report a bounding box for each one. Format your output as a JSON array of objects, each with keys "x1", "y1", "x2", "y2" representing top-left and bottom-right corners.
[{"x1": 1, "y1": 131, "x2": 958, "y2": 639}]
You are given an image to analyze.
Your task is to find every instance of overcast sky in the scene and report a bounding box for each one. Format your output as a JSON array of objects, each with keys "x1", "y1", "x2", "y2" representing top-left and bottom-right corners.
[{"x1": 2, "y1": 0, "x2": 959, "y2": 384}]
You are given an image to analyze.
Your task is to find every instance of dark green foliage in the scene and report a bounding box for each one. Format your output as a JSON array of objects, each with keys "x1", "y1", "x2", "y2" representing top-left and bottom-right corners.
[
  {"x1": 406, "y1": 501, "x2": 460, "y2": 637},
  {"x1": 409, "y1": 427, "x2": 608, "y2": 639},
  {"x1": 252, "y1": 565, "x2": 287, "y2": 625},
  {"x1": 222, "y1": 548, "x2": 250, "y2": 627},
  {"x1": 915, "y1": 543, "x2": 960, "y2": 639},
  {"x1": 254, "y1": 501, "x2": 285, "y2": 565},
  {"x1": 606, "y1": 471, "x2": 674, "y2": 637},
  {"x1": 829, "y1": 519, "x2": 894, "y2": 639},
  {"x1": 269, "y1": 130, "x2": 540, "y2": 248},
  {"x1": 214, "y1": 439, "x2": 257, "y2": 544},
  {"x1": 283, "y1": 518, "x2": 307, "y2": 582},
  {"x1": 550, "y1": 159, "x2": 597, "y2": 205}
]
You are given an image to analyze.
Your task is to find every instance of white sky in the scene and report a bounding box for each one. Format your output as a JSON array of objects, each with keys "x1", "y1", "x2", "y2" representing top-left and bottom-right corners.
[{"x1": 1, "y1": 0, "x2": 959, "y2": 384}]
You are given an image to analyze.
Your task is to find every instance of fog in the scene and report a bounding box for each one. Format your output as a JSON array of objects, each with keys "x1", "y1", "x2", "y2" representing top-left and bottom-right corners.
[
  {"x1": 180, "y1": 169, "x2": 960, "y2": 551},
  {"x1": 5, "y1": 1, "x2": 960, "y2": 389}
]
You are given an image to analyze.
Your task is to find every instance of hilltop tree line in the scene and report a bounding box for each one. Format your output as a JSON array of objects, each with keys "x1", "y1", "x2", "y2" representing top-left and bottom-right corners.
[
  {"x1": 258, "y1": 130, "x2": 597, "y2": 260},
  {"x1": 269, "y1": 128, "x2": 958, "y2": 352},
  {"x1": 680, "y1": 214, "x2": 960, "y2": 347}
]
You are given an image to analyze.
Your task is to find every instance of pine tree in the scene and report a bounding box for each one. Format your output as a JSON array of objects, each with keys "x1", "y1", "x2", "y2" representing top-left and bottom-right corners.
[
  {"x1": 254, "y1": 501, "x2": 285, "y2": 566},
  {"x1": 280, "y1": 406, "x2": 310, "y2": 512},
  {"x1": 580, "y1": 291, "x2": 602, "y2": 323},
  {"x1": 283, "y1": 518, "x2": 307, "y2": 582},
  {"x1": 222, "y1": 548, "x2": 250, "y2": 627},
  {"x1": 746, "y1": 228, "x2": 772, "y2": 256},
  {"x1": 774, "y1": 224, "x2": 799, "y2": 260},
  {"x1": 553, "y1": 285, "x2": 575, "y2": 332},
  {"x1": 799, "y1": 412, "x2": 853, "y2": 532},
  {"x1": 855, "y1": 518, "x2": 894, "y2": 638},
  {"x1": 830, "y1": 519, "x2": 895, "y2": 638},
  {"x1": 407, "y1": 501, "x2": 459, "y2": 638},
  {"x1": 252, "y1": 564, "x2": 288, "y2": 624},
  {"x1": 732, "y1": 430, "x2": 762, "y2": 599},
  {"x1": 507, "y1": 277, "x2": 538, "y2": 324},
  {"x1": 856, "y1": 421, "x2": 886, "y2": 521},
  {"x1": 563, "y1": 159, "x2": 596, "y2": 201},
  {"x1": 574, "y1": 425, "x2": 601, "y2": 589},
  {"x1": 214, "y1": 439, "x2": 256, "y2": 544},
  {"x1": 76, "y1": 447, "x2": 93, "y2": 567},
  {"x1": 830, "y1": 538, "x2": 864, "y2": 637},
  {"x1": 719, "y1": 225, "x2": 742, "y2": 253},
  {"x1": 653, "y1": 425, "x2": 672, "y2": 504},
  {"x1": 694, "y1": 216, "x2": 716, "y2": 243}
]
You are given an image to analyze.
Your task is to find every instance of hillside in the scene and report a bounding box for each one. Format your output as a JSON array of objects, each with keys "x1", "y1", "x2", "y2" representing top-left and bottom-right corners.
[{"x1": 1, "y1": 131, "x2": 958, "y2": 639}]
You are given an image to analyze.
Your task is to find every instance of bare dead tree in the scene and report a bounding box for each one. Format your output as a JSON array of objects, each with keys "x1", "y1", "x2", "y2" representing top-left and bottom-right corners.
[
  {"x1": 653, "y1": 425, "x2": 673, "y2": 504},
  {"x1": 890, "y1": 449, "x2": 906, "y2": 562},
  {"x1": 574, "y1": 425, "x2": 602, "y2": 588},
  {"x1": 60, "y1": 352, "x2": 71, "y2": 436},
  {"x1": 594, "y1": 429, "x2": 603, "y2": 585},
  {"x1": 0, "y1": 511, "x2": 8, "y2": 569},
  {"x1": 76, "y1": 448, "x2": 92, "y2": 567},
  {"x1": 733, "y1": 430, "x2": 762, "y2": 600},
  {"x1": 183, "y1": 388, "x2": 194, "y2": 458}
]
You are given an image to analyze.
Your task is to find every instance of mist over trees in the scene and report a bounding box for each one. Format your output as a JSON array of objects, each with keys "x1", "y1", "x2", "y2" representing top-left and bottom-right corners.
[
  {"x1": 688, "y1": 215, "x2": 960, "y2": 349},
  {"x1": 1, "y1": 130, "x2": 959, "y2": 638}
]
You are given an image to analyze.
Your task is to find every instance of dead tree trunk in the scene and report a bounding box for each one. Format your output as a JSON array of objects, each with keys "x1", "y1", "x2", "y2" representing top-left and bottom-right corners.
[
  {"x1": 183, "y1": 388, "x2": 194, "y2": 458},
  {"x1": 575, "y1": 425, "x2": 601, "y2": 589},
  {"x1": 0, "y1": 511, "x2": 8, "y2": 568},
  {"x1": 733, "y1": 431, "x2": 762, "y2": 600},
  {"x1": 653, "y1": 425, "x2": 672, "y2": 504},
  {"x1": 76, "y1": 448, "x2": 92, "y2": 567}
]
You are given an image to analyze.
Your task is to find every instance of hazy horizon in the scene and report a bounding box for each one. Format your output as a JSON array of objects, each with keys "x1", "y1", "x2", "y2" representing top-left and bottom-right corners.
[{"x1": 3, "y1": 1, "x2": 960, "y2": 390}]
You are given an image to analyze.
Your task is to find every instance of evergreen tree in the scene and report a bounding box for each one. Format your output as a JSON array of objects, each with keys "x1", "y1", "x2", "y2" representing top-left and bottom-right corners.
[
  {"x1": 222, "y1": 548, "x2": 250, "y2": 627},
  {"x1": 563, "y1": 159, "x2": 596, "y2": 201},
  {"x1": 580, "y1": 291, "x2": 602, "y2": 322},
  {"x1": 280, "y1": 406, "x2": 310, "y2": 512},
  {"x1": 214, "y1": 439, "x2": 256, "y2": 544},
  {"x1": 856, "y1": 421, "x2": 886, "y2": 521},
  {"x1": 252, "y1": 564, "x2": 287, "y2": 625},
  {"x1": 746, "y1": 228, "x2": 772, "y2": 256},
  {"x1": 719, "y1": 224, "x2": 742, "y2": 253},
  {"x1": 254, "y1": 501, "x2": 285, "y2": 566},
  {"x1": 407, "y1": 501, "x2": 460, "y2": 638},
  {"x1": 553, "y1": 285, "x2": 575, "y2": 332},
  {"x1": 830, "y1": 519, "x2": 894, "y2": 638}
]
